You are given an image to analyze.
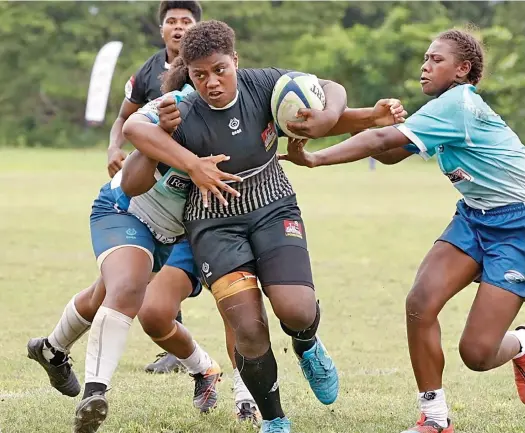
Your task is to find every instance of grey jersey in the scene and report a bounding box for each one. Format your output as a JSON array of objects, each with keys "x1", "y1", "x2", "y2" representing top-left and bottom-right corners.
[
  {"x1": 111, "y1": 163, "x2": 190, "y2": 243},
  {"x1": 172, "y1": 68, "x2": 295, "y2": 220}
]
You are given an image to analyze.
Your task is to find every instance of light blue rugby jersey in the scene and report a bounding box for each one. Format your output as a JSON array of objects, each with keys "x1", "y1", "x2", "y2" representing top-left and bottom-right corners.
[
  {"x1": 396, "y1": 84, "x2": 525, "y2": 210},
  {"x1": 109, "y1": 84, "x2": 195, "y2": 243}
]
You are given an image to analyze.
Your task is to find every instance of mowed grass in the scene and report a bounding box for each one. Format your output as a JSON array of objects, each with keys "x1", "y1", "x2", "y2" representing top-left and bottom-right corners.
[{"x1": 0, "y1": 148, "x2": 524, "y2": 433}]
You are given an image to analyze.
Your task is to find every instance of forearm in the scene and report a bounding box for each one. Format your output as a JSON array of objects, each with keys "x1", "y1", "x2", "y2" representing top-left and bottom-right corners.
[
  {"x1": 122, "y1": 118, "x2": 199, "y2": 173},
  {"x1": 312, "y1": 129, "x2": 392, "y2": 167},
  {"x1": 109, "y1": 117, "x2": 126, "y2": 149},
  {"x1": 325, "y1": 107, "x2": 377, "y2": 136},
  {"x1": 121, "y1": 151, "x2": 157, "y2": 197}
]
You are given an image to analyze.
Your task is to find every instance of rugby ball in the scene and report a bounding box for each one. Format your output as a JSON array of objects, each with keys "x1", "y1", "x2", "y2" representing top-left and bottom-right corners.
[{"x1": 271, "y1": 72, "x2": 326, "y2": 139}]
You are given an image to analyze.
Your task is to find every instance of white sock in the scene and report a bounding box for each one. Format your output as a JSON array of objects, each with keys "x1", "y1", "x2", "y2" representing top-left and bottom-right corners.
[
  {"x1": 418, "y1": 389, "x2": 448, "y2": 428},
  {"x1": 85, "y1": 306, "x2": 133, "y2": 387},
  {"x1": 178, "y1": 341, "x2": 212, "y2": 375},
  {"x1": 508, "y1": 328, "x2": 525, "y2": 359},
  {"x1": 46, "y1": 295, "x2": 91, "y2": 354},
  {"x1": 233, "y1": 367, "x2": 255, "y2": 404}
]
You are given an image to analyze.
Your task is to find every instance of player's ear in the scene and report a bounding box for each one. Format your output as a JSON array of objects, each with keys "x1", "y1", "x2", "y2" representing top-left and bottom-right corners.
[
  {"x1": 159, "y1": 24, "x2": 164, "y2": 39},
  {"x1": 232, "y1": 52, "x2": 239, "y2": 69}
]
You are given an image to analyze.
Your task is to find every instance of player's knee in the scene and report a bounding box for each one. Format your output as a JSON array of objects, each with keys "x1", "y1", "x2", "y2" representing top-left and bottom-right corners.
[
  {"x1": 405, "y1": 283, "x2": 441, "y2": 326},
  {"x1": 104, "y1": 280, "x2": 146, "y2": 317},
  {"x1": 138, "y1": 303, "x2": 173, "y2": 339},
  {"x1": 458, "y1": 337, "x2": 495, "y2": 372},
  {"x1": 280, "y1": 301, "x2": 320, "y2": 339}
]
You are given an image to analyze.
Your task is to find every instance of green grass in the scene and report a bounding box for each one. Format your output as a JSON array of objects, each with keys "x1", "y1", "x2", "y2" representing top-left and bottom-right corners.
[{"x1": 0, "y1": 148, "x2": 523, "y2": 433}]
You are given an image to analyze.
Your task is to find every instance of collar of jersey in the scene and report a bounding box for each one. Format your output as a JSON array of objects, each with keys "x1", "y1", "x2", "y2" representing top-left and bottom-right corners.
[{"x1": 206, "y1": 90, "x2": 239, "y2": 110}]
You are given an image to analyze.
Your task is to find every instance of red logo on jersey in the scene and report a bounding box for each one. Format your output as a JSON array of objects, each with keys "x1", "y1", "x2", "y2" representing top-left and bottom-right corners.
[
  {"x1": 284, "y1": 220, "x2": 303, "y2": 238},
  {"x1": 445, "y1": 168, "x2": 473, "y2": 184},
  {"x1": 261, "y1": 122, "x2": 277, "y2": 151}
]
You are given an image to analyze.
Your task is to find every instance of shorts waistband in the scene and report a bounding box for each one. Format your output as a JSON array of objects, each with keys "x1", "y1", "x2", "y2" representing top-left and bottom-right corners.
[{"x1": 460, "y1": 200, "x2": 525, "y2": 216}]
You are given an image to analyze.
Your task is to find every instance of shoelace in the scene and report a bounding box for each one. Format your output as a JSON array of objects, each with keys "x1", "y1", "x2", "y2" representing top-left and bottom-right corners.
[
  {"x1": 192, "y1": 373, "x2": 209, "y2": 398},
  {"x1": 154, "y1": 352, "x2": 168, "y2": 362},
  {"x1": 237, "y1": 403, "x2": 256, "y2": 420},
  {"x1": 300, "y1": 355, "x2": 331, "y2": 382}
]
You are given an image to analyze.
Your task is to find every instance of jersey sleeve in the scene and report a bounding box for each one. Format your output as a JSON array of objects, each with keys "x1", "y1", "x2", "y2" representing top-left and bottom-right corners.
[
  {"x1": 394, "y1": 97, "x2": 465, "y2": 160},
  {"x1": 125, "y1": 66, "x2": 148, "y2": 105},
  {"x1": 247, "y1": 68, "x2": 292, "y2": 92},
  {"x1": 136, "y1": 84, "x2": 195, "y2": 125}
]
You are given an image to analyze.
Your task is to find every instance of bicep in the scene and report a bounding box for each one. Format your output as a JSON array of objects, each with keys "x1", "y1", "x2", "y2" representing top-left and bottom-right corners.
[
  {"x1": 373, "y1": 148, "x2": 413, "y2": 165},
  {"x1": 118, "y1": 98, "x2": 142, "y2": 120}
]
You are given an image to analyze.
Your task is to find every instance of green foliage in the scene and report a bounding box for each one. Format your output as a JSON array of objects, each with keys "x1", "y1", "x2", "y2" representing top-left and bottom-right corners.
[{"x1": 1, "y1": 1, "x2": 525, "y2": 146}]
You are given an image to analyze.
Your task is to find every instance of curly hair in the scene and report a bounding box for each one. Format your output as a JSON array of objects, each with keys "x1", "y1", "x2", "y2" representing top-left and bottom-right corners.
[
  {"x1": 158, "y1": 1, "x2": 202, "y2": 25},
  {"x1": 438, "y1": 28, "x2": 484, "y2": 85},
  {"x1": 179, "y1": 20, "x2": 235, "y2": 64},
  {"x1": 160, "y1": 56, "x2": 189, "y2": 93}
]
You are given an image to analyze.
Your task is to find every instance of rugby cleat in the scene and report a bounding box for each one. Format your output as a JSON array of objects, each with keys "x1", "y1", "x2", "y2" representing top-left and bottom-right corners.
[
  {"x1": 259, "y1": 417, "x2": 291, "y2": 433},
  {"x1": 144, "y1": 352, "x2": 186, "y2": 374},
  {"x1": 401, "y1": 414, "x2": 454, "y2": 433},
  {"x1": 73, "y1": 392, "x2": 108, "y2": 433},
  {"x1": 191, "y1": 359, "x2": 222, "y2": 413},
  {"x1": 298, "y1": 338, "x2": 339, "y2": 405},
  {"x1": 27, "y1": 337, "x2": 80, "y2": 397},
  {"x1": 235, "y1": 400, "x2": 260, "y2": 425}
]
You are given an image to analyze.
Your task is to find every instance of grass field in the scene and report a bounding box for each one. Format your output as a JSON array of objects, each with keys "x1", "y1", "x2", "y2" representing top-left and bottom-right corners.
[{"x1": 1, "y1": 148, "x2": 524, "y2": 433}]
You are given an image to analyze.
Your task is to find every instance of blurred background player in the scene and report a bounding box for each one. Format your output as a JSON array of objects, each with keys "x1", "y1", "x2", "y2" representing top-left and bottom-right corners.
[{"x1": 107, "y1": 0, "x2": 200, "y2": 375}]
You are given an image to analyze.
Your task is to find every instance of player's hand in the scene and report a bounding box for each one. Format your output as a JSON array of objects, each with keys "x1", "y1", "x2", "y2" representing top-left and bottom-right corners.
[
  {"x1": 278, "y1": 138, "x2": 317, "y2": 168},
  {"x1": 158, "y1": 95, "x2": 182, "y2": 133},
  {"x1": 107, "y1": 147, "x2": 127, "y2": 178},
  {"x1": 285, "y1": 108, "x2": 339, "y2": 139},
  {"x1": 187, "y1": 155, "x2": 243, "y2": 208},
  {"x1": 372, "y1": 98, "x2": 407, "y2": 127}
]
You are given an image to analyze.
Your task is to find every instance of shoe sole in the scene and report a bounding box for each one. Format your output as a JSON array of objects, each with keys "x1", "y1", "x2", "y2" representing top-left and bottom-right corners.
[
  {"x1": 74, "y1": 395, "x2": 108, "y2": 433},
  {"x1": 27, "y1": 338, "x2": 80, "y2": 397},
  {"x1": 194, "y1": 373, "x2": 222, "y2": 413}
]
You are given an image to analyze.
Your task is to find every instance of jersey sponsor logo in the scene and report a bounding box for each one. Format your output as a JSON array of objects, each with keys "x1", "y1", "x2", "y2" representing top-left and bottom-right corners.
[
  {"x1": 445, "y1": 167, "x2": 473, "y2": 184},
  {"x1": 261, "y1": 122, "x2": 277, "y2": 151},
  {"x1": 125, "y1": 75, "x2": 135, "y2": 99},
  {"x1": 504, "y1": 270, "x2": 525, "y2": 284},
  {"x1": 284, "y1": 220, "x2": 303, "y2": 239},
  {"x1": 165, "y1": 173, "x2": 191, "y2": 192},
  {"x1": 229, "y1": 117, "x2": 242, "y2": 135}
]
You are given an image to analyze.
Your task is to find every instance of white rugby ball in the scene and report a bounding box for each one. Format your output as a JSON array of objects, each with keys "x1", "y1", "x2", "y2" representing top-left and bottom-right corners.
[{"x1": 271, "y1": 72, "x2": 326, "y2": 139}]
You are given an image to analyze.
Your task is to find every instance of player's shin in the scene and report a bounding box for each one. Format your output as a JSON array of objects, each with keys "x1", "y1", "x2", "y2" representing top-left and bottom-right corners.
[{"x1": 84, "y1": 306, "x2": 133, "y2": 398}]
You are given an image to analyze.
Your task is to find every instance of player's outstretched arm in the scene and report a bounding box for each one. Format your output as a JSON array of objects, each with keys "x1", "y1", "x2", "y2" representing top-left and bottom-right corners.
[
  {"x1": 279, "y1": 126, "x2": 411, "y2": 168},
  {"x1": 120, "y1": 150, "x2": 157, "y2": 197},
  {"x1": 325, "y1": 99, "x2": 408, "y2": 137}
]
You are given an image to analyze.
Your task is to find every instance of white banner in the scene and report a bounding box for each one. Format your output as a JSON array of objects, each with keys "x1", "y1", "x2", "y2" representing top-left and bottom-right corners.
[{"x1": 85, "y1": 41, "x2": 123, "y2": 124}]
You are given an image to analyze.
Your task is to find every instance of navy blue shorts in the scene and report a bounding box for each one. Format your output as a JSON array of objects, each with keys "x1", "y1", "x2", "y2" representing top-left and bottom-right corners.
[
  {"x1": 439, "y1": 200, "x2": 525, "y2": 298},
  {"x1": 90, "y1": 183, "x2": 201, "y2": 297}
]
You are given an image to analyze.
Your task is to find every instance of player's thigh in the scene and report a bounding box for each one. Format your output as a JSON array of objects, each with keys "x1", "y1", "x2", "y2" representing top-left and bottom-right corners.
[
  {"x1": 91, "y1": 212, "x2": 155, "y2": 301},
  {"x1": 185, "y1": 216, "x2": 254, "y2": 288},
  {"x1": 407, "y1": 211, "x2": 481, "y2": 316}
]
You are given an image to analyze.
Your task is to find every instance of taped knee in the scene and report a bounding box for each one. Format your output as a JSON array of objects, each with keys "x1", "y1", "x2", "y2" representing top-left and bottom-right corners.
[
  {"x1": 211, "y1": 271, "x2": 258, "y2": 303},
  {"x1": 280, "y1": 301, "x2": 320, "y2": 340}
]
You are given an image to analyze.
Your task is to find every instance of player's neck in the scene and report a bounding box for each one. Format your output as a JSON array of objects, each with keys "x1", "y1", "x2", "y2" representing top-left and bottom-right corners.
[{"x1": 165, "y1": 48, "x2": 178, "y2": 65}]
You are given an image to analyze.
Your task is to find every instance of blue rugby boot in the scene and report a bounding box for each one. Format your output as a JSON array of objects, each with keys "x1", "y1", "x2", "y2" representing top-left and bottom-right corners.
[{"x1": 259, "y1": 417, "x2": 291, "y2": 433}]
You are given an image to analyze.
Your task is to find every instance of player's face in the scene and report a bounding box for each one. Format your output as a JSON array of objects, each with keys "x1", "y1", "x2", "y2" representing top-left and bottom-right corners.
[
  {"x1": 188, "y1": 52, "x2": 239, "y2": 108},
  {"x1": 161, "y1": 9, "x2": 196, "y2": 54},
  {"x1": 420, "y1": 39, "x2": 471, "y2": 97}
]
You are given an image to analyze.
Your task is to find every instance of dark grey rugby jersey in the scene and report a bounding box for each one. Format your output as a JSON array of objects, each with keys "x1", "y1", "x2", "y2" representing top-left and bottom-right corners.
[{"x1": 172, "y1": 68, "x2": 295, "y2": 220}]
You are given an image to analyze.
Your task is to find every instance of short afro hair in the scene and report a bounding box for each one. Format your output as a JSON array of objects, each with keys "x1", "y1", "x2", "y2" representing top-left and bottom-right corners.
[
  {"x1": 158, "y1": 1, "x2": 202, "y2": 25},
  {"x1": 180, "y1": 20, "x2": 235, "y2": 65}
]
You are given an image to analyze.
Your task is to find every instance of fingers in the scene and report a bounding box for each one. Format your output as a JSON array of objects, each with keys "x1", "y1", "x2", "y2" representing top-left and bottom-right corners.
[
  {"x1": 159, "y1": 95, "x2": 177, "y2": 110},
  {"x1": 285, "y1": 121, "x2": 309, "y2": 138},
  {"x1": 295, "y1": 108, "x2": 312, "y2": 119},
  {"x1": 208, "y1": 185, "x2": 228, "y2": 207},
  {"x1": 199, "y1": 186, "x2": 209, "y2": 208},
  {"x1": 277, "y1": 153, "x2": 289, "y2": 161}
]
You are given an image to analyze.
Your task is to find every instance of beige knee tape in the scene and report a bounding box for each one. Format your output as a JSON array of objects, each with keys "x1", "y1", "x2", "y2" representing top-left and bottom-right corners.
[
  {"x1": 151, "y1": 324, "x2": 178, "y2": 342},
  {"x1": 211, "y1": 271, "x2": 258, "y2": 303}
]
